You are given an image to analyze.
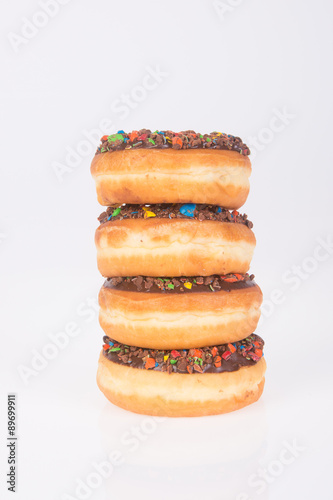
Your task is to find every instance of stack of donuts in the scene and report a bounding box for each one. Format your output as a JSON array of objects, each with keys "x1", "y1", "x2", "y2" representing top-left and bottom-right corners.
[{"x1": 91, "y1": 129, "x2": 266, "y2": 417}]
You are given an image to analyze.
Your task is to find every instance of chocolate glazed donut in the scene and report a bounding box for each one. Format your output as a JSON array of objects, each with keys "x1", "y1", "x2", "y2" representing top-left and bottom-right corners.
[
  {"x1": 91, "y1": 130, "x2": 251, "y2": 209},
  {"x1": 96, "y1": 334, "x2": 266, "y2": 417},
  {"x1": 95, "y1": 204, "x2": 256, "y2": 277},
  {"x1": 98, "y1": 274, "x2": 263, "y2": 349}
]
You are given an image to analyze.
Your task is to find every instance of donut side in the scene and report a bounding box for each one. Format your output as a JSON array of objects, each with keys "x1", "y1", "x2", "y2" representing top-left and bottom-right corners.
[
  {"x1": 91, "y1": 149, "x2": 251, "y2": 208},
  {"x1": 95, "y1": 218, "x2": 256, "y2": 277},
  {"x1": 96, "y1": 352, "x2": 266, "y2": 417},
  {"x1": 98, "y1": 283, "x2": 263, "y2": 348}
]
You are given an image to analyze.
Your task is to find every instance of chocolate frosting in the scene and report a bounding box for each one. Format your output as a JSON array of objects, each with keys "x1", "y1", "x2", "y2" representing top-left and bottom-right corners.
[
  {"x1": 104, "y1": 273, "x2": 256, "y2": 294},
  {"x1": 98, "y1": 203, "x2": 253, "y2": 228},
  {"x1": 96, "y1": 129, "x2": 250, "y2": 156},
  {"x1": 102, "y1": 334, "x2": 264, "y2": 374}
]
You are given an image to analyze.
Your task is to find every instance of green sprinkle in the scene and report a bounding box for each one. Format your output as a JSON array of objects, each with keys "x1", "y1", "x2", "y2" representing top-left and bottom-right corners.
[
  {"x1": 108, "y1": 133, "x2": 124, "y2": 143},
  {"x1": 206, "y1": 137, "x2": 211, "y2": 142},
  {"x1": 158, "y1": 278, "x2": 165, "y2": 283},
  {"x1": 199, "y1": 134, "x2": 203, "y2": 138},
  {"x1": 167, "y1": 283, "x2": 175, "y2": 289},
  {"x1": 148, "y1": 138, "x2": 155, "y2": 145},
  {"x1": 193, "y1": 279, "x2": 196, "y2": 283},
  {"x1": 112, "y1": 207, "x2": 121, "y2": 217},
  {"x1": 110, "y1": 347, "x2": 121, "y2": 352},
  {"x1": 170, "y1": 359, "x2": 177, "y2": 365},
  {"x1": 209, "y1": 285, "x2": 214, "y2": 291}
]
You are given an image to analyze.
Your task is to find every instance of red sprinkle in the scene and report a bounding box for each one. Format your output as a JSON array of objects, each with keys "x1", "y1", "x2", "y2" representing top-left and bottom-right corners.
[
  {"x1": 103, "y1": 344, "x2": 109, "y2": 351},
  {"x1": 171, "y1": 350, "x2": 181, "y2": 358},
  {"x1": 255, "y1": 349, "x2": 263, "y2": 358},
  {"x1": 222, "y1": 351, "x2": 231, "y2": 360}
]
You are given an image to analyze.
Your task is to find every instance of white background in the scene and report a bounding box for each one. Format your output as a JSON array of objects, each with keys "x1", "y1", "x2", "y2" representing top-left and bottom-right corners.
[{"x1": 1, "y1": 0, "x2": 333, "y2": 499}]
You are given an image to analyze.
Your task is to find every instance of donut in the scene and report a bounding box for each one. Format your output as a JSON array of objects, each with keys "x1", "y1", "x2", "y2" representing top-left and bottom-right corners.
[
  {"x1": 95, "y1": 204, "x2": 255, "y2": 277},
  {"x1": 99, "y1": 274, "x2": 263, "y2": 349},
  {"x1": 97, "y1": 334, "x2": 266, "y2": 417},
  {"x1": 91, "y1": 130, "x2": 251, "y2": 209}
]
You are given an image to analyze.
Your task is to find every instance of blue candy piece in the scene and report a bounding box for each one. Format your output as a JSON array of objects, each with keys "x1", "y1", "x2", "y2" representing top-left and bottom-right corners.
[
  {"x1": 217, "y1": 207, "x2": 222, "y2": 213},
  {"x1": 155, "y1": 362, "x2": 159, "y2": 367},
  {"x1": 108, "y1": 341, "x2": 114, "y2": 346},
  {"x1": 107, "y1": 215, "x2": 112, "y2": 221},
  {"x1": 117, "y1": 130, "x2": 125, "y2": 134},
  {"x1": 179, "y1": 203, "x2": 196, "y2": 217}
]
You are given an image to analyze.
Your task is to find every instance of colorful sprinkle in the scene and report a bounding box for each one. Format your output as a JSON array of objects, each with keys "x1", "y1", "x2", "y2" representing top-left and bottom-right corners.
[
  {"x1": 145, "y1": 358, "x2": 156, "y2": 369},
  {"x1": 228, "y1": 343, "x2": 236, "y2": 353},
  {"x1": 107, "y1": 133, "x2": 124, "y2": 143},
  {"x1": 179, "y1": 203, "x2": 196, "y2": 217},
  {"x1": 143, "y1": 210, "x2": 156, "y2": 218},
  {"x1": 112, "y1": 207, "x2": 121, "y2": 217}
]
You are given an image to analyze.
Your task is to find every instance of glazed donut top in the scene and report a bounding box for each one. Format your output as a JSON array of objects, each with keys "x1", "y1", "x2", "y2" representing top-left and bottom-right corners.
[
  {"x1": 102, "y1": 334, "x2": 264, "y2": 374},
  {"x1": 104, "y1": 273, "x2": 256, "y2": 294},
  {"x1": 98, "y1": 203, "x2": 253, "y2": 228},
  {"x1": 96, "y1": 129, "x2": 250, "y2": 156}
]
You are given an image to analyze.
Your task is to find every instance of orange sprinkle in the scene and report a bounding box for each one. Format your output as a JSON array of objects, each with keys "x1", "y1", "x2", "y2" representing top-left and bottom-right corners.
[
  {"x1": 145, "y1": 358, "x2": 156, "y2": 369},
  {"x1": 228, "y1": 343, "x2": 236, "y2": 353},
  {"x1": 211, "y1": 347, "x2": 218, "y2": 357},
  {"x1": 255, "y1": 349, "x2": 263, "y2": 358},
  {"x1": 214, "y1": 357, "x2": 222, "y2": 368},
  {"x1": 193, "y1": 349, "x2": 202, "y2": 358},
  {"x1": 103, "y1": 344, "x2": 109, "y2": 351},
  {"x1": 233, "y1": 273, "x2": 243, "y2": 280},
  {"x1": 172, "y1": 137, "x2": 183, "y2": 148},
  {"x1": 130, "y1": 131, "x2": 138, "y2": 142}
]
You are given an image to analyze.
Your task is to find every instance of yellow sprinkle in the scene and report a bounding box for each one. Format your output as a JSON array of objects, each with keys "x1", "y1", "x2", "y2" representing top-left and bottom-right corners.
[
  {"x1": 164, "y1": 355, "x2": 169, "y2": 362},
  {"x1": 144, "y1": 210, "x2": 156, "y2": 218},
  {"x1": 184, "y1": 282, "x2": 192, "y2": 289}
]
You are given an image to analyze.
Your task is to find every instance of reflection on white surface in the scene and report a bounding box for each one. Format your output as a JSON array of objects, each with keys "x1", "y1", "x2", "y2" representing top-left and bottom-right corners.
[
  {"x1": 98, "y1": 398, "x2": 267, "y2": 466},
  {"x1": 97, "y1": 399, "x2": 269, "y2": 499}
]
